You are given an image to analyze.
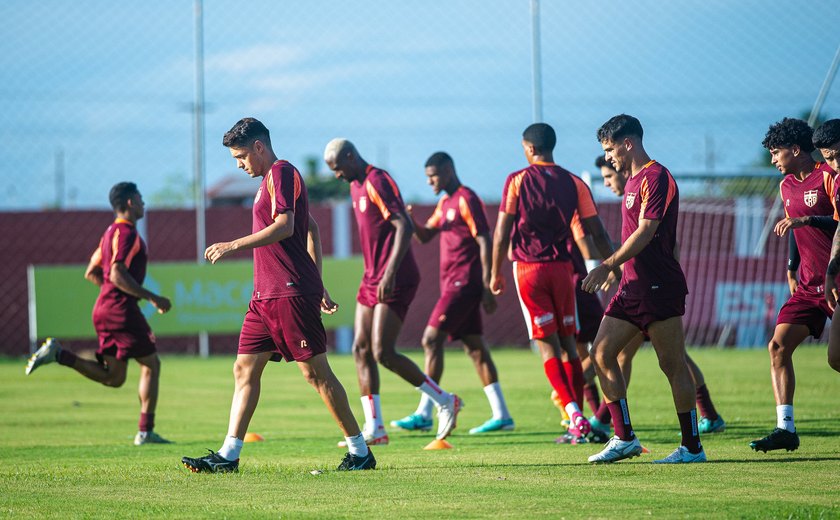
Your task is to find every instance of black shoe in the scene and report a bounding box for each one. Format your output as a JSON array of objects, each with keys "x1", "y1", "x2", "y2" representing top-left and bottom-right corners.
[
  {"x1": 182, "y1": 450, "x2": 239, "y2": 473},
  {"x1": 337, "y1": 449, "x2": 376, "y2": 471},
  {"x1": 749, "y1": 428, "x2": 800, "y2": 453},
  {"x1": 587, "y1": 427, "x2": 610, "y2": 444}
]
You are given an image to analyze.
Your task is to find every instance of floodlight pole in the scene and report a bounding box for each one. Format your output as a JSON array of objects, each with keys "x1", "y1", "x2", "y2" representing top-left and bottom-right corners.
[
  {"x1": 753, "y1": 42, "x2": 840, "y2": 256},
  {"x1": 193, "y1": 0, "x2": 209, "y2": 357},
  {"x1": 530, "y1": 0, "x2": 543, "y2": 123}
]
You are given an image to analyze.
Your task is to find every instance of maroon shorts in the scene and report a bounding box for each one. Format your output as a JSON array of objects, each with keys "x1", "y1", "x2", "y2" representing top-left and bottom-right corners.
[
  {"x1": 426, "y1": 290, "x2": 483, "y2": 341},
  {"x1": 95, "y1": 320, "x2": 157, "y2": 362},
  {"x1": 238, "y1": 295, "x2": 327, "y2": 362},
  {"x1": 575, "y1": 284, "x2": 604, "y2": 344},
  {"x1": 356, "y1": 282, "x2": 418, "y2": 322},
  {"x1": 776, "y1": 289, "x2": 832, "y2": 338},
  {"x1": 604, "y1": 290, "x2": 685, "y2": 334}
]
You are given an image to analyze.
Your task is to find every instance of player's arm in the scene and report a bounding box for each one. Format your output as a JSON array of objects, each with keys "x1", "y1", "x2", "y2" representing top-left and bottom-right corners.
[
  {"x1": 490, "y1": 211, "x2": 514, "y2": 295},
  {"x1": 307, "y1": 213, "x2": 338, "y2": 315},
  {"x1": 787, "y1": 233, "x2": 799, "y2": 296},
  {"x1": 205, "y1": 211, "x2": 295, "y2": 264},
  {"x1": 110, "y1": 262, "x2": 171, "y2": 314},
  {"x1": 378, "y1": 211, "x2": 414, "y2": 302},
  {"x1": 475, "y1": 231, "x2": 497, "y2": 313},
  {"x1": 582, "y1": 218, "x2": 660, "y2": 293},
  {"x1": 775, "y1": 215, "x2": 837, "y2": 236},
  {"x1": 406, "y1": 204, "x2": 439, "y2": 244},
  {"x1": 825, "y1": 224, "x2": 840, "y2": 310},
  {"x1": 84, "y1": 247, "x2": 104, "y2": 287}
]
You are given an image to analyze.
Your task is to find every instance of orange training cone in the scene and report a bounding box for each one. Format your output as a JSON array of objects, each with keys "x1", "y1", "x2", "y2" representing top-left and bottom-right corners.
[
  {"x1": 424, "y1": 438, "x2": 453, "y2": 450},
  {"x1": 244, "y1": 432, "x2": 265, "y2": 442},
  {"x1": 641, "y1": 445, "x2": 651, "y2": 454}
]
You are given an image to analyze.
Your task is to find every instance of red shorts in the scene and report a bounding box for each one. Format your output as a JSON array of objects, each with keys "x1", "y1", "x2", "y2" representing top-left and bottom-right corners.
[
  {"x1": 95, "y1": 320, "x2": 157, "y2": 362},
  {"x1": 776, "y1": 289, "x2": 832, "y2": 338},
  {"x1": 575, "y1": 284, "x2": 604, "y2": 344},
  {"x1": 513, "y1": 260, "x2": 576, "y2": 339},
  {"x1": 426, "y1": 290, "x2": 483, "y2": 341},
  {"x1": 604, "y1": 290, "x2": 685, "y2": 333},
  {"x1": 238, "y1": 295, "x2": 327, "y2": 362},
  {"x1": 356, "y1": 282, "x2": 418, "y2": 322}
]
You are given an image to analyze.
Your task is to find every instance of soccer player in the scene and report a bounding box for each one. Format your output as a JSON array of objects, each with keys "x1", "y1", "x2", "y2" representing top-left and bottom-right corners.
[
  {"x1": 324, "y1": 139, "x2": 463, "y2": 445},
  {"x1": 25, "y1": 182, "x2": 173, "y2": 446},
  {"x1": 182, "y1": 118, "x2": 375, "y2": 473},
  {"x1": 490, "y1": 122, "x2": 618, "y2": 443},
  {"x1": 749, "y1": 118, "x2": 837, "y2": 453},
  {"x1": 391, "y1": 152, "x2": 514, "y2": 435},
  {"x1": 584, "y1": 114, "x2": 706, "y2": 464},
  {"x1": 816, "y1": 119, "x2": 840, "y2": 378}
]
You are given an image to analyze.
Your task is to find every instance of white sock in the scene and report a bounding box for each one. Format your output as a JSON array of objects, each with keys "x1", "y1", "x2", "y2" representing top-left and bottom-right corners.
[
  {"x1": 776, "y1": 404, "x2": 795, "y2": 432},
  {"x1": 414, "y1": 393, "x2": 434, "y2": 419},
  {"x1": 417, "y1": 376, "x2": 452, "y2": 407},
  {"x1": 484, "y1": 382, "x2": 511, "y2": 420},
  {"x1": 361, "y1": 395, "x2": 385, "y2": 434},
  {"x1": 218, "y1": 435, "x2": 243, "y2": 461},
  {"x1": 344, "y1": 433, "x2": 369, "y2": 457},
  {"x1": 565, "y1": 402, "x2": 583, "y2": 419}
]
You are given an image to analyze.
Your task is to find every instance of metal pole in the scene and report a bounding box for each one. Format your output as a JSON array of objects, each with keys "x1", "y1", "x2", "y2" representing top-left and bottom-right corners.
[
  {"x1": 193, "y1": 0, "x2": 209, "y2": 357},
  {"x1": 753, "y1": 42, "x2": 840, "y2": 256},
  {"x1": 530, "y1": 0, "x2": 542, "y2": 123}
]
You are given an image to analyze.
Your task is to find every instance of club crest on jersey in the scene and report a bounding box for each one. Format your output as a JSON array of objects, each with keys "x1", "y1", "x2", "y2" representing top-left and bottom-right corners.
[
  {"x1": 625, "y1": 192, "x2": 636, "y2": 209},
  {"x1": 446, "y1": 208, "x2": 456, "y2": 222},
  {"x1": 804, "y1": 189, "x2": 818, "y2": 208},
  {"x1": 254, "y1": 187, "x2": 263, "y2": 204},
  {"x1": 359, "y1": 196, "x2": 367, "y2": 213}
]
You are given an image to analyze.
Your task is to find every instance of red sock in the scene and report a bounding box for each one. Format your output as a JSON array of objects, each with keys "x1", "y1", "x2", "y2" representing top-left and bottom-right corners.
[
  {"x1": 678, "y1": 409, "x2": 702, "y2": 454},
  {"x1": 562, "y1": 359, "x2": 585, "y2": 408},
  {"x1": 695, "y1": 385, "x2": 719, "y2": 421},
  {"x1": 583, "y1": 383, "x2": 601, "y2": 415},
  {"x1": 543, "y1": 358, "x2": 575, "y2": 407},
  {"x1": 607, "y1": 399, "x2": 634, "y2": 441},
  {"x1": 139, "y1": 413, "x2": 155, "y2": 432}
]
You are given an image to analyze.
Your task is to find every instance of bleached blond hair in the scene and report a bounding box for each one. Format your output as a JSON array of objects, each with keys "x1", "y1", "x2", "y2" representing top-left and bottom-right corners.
[{"x1": 324, "y1": 138, "x2": 357, "y2": 162}]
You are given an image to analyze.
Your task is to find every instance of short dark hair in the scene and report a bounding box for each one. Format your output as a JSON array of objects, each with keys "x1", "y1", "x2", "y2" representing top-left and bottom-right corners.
[
  {"x1": 522, "y1": 123, "x2": 556, "y2": 154},
  {"x1": 222, "y1": 117, "x2": 271, "y2": 149},
  {"x1": 762, "y1": 117, "x2": 814, "y2": 152},
  {"x1": 813, "y1": 119, "x2": 840, "y2": 149},
  {"x1": 595, "y1": 155, "x2": 609, "y2": 168},
  {"x1": 109, "y1": 182, "x2": 138, "y2": 211},
  {"x1": 597, "y1": 114, "x2": 643, "y2": 143},
  {"x1": 425, "y1": 151, "x2": 454, "y2": 169}
]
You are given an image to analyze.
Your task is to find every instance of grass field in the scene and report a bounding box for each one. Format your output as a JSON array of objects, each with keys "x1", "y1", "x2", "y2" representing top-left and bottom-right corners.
[{"x1": 1, "y1": 346, "x2": 839, "y2": 519}]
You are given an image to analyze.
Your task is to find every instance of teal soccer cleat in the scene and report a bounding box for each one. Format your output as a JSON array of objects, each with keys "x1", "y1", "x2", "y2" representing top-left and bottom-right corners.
[
  {"x1": 390, "y1": 413, "x2": 433, "y2": 432},
  {"x1": 468, "y1": 417, "x2": 515, "y2": 434}
]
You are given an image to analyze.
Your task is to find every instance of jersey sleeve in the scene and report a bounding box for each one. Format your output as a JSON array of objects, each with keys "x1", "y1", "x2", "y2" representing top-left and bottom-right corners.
[
  {"x1": 570, "y1": 212, "x2": 585, "y2": 241},
  {"x1": 500, "y1": 171, "x2": 524, "y2": 215},
  {"x1": 640, "y1": 169, "x2": 677, "y2": 221},
  {"x1": 459, "y1": 191, "x2": 490, "y2": 237},
  {"x1": 268, "y1": 162, "x2": 300, "y2": 219},
  {"x1": 571, "y1": 176, "x2": 598, "y2": 219},
  {"x1": 366, "y1": 172, "x2": 405, "y2": 220},
  {"x1": 426, "y1": 197, "x2": 446, "y2": 229},
  {"x1": 110, "y1": 225, "x2": 142, "y2": 268}
]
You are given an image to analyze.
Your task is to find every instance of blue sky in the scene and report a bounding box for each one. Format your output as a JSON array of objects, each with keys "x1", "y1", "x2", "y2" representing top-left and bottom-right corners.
[{"x1": 1, "y1": 1, "x2": 839, "y2": 209}]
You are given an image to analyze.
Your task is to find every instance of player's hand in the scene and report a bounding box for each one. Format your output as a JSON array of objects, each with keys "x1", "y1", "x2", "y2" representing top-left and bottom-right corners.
[
  {"x1": 321, "y1": 288, "x2": 339, "y2": 315},
  {"x1": 582, "y1": 264, "x2": 612, "y2": 293},
  {"x1": 377, "y1": 273, "x2": 395, "y2": 303},
  {"x1": 490, "y1": 273, "x2": 505, "y2": 295},
  {"x1": 405, "y1": 204, "x2": 414, "y2": 217},
  {"x1": 205, "y1": 242, "x2": 235, "y2": 264},
  {"x1": 481, "y1": 286, "x2": 498, "y2": 314},
  {"x1": 826, "y1": 275, "x2": 838, "y2": 312},
  {"x1": 150, "y1": 295, "x2": 172, "y2": 314},
  {"x1": 774, "y1": 217, "x2": 808, "y2": 237}
]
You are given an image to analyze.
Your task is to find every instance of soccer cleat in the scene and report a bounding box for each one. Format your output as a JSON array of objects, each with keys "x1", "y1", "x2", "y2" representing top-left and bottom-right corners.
[
  {"x1": 134, "y1": 430, "x2": 173, "y2": 446},
  {"x1": 25, "y1": 337, "x2": 61, "y2": 375},
  {"x1": 469, "y1": 417, "x2": 515, "y2": 434},
  {"x1": 550, "y1": 390, "x2": 571, "y2": 423},
  {"x1": 390, "y1": 413, "x2": 433, "y2": 432},
  {"x1": 749, "y1": 428, "x2": 800, "y2": 453},
  {"x1": 555, "y1": 432, "x2": 588, "y2": 445},
  {"x1": 588, "y1": 436, "x2": 643, "y2": 464},
  {"x1": 436, "y1": 394, "x2": 463, "y2": 440},
  {"x1": 653, "y1": 446, "x2": 707, "y2": 464},
  {"x1": 181, "y1": 450, "x2": 239, "y2": 473},
  {"x1": 588, "y1": 415, "x2": 611, "y2": 433},
  {"x1": 698, "y1": 415, "x2": 726, "y2": 434},
  {"x1": 571, "y1": 413, "x2": 591, "y2": 437},
  {"x1": 587, "y1": 427, "x2": 610, "y2": 444},
  {"x1": 337, "y1": 430, "x2": 389, "y2": 448},
  {"x1": 337, "y1": 449, "x2": 377, "y2": 471}
]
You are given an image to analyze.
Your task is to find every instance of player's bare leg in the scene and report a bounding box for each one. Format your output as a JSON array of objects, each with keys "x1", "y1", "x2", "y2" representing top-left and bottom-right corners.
[
  {"x1": 347, "y1": 303, "x2": 389, "y2": 443},
  {"x1": 133, "y1": 353, "x2": 170, "y2": 445},
  {"x1": 462, "y1": 333, "x2": 514, "y2": 433},
  {"x1": 828, "y1": 309, "x2": 840, "y2": 374},
  {"x1": 300, "y1": 353, "x2": 362, "y2": 437},
  {"x1": 71, "y1": 354, "x2": 128, "y2": 388},
  {"x1": 392, "y1": 325, "x2": 445, "y2": 432},
  {"x1": 589, "y1": 332, "x2": 643, "y2": 433},
  {"x1": 227, "y1": 352, "x2": 273, "y2": 440}
]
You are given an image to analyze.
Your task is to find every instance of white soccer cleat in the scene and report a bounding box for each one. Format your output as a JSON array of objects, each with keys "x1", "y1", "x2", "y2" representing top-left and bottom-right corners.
[
  {"x1": 337, "y1": 427, "x2": 389, "y2": 448},
  {"x1": 134, "y1": 431, "x2": 173, "y2": 446},
  {"x1": 436, "y1": 394, "x2": 463, "y2": 440},
  {"x1": 25, "y1": 338, "x2": 61, "y2": 375},
  {"x1": 588, "y1": 435, "x2": 643, "y2": 464},
  {"x1": 653, "y1": 445, "x2": 707, "y2": 464}
]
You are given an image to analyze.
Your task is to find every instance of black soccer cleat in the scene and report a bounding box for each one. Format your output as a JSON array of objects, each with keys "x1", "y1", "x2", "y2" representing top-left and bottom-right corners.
[
  {"x1": 337, "y1": 449, "x2": 376, "y2": 471},
  {"x1": 749, "y1": 428, "x2": 800, "y2": 453},
  {"x1": 587, "y1": 427, "x2": 611, "y2": 445},
  {"x1": 182, "y1": 450, "x2": 239, "y2": 473}
]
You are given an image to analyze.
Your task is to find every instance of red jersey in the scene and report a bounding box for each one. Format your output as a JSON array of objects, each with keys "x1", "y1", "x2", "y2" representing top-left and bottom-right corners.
[
  {"x1": 252, "y1": 160, "x2": 323, "y2": 300},
  {"x1": 619, "y1": 160, "x2": 687, "y2": 298},
  {"x1": 781, "y1": 162, "x2": 836, "y2": 295},
  {"x1": 500, "y1": 162, "x2": 597, "y2": 263},
  {"x1": 91, "y1": 218, "x2": 148, "y2": 330},
  {"x1": 425, "y1": 186, "x2": 490, "y2": 294},
  {"x1": 351, "y1": 165, "x2": 420, "y2": 287}
]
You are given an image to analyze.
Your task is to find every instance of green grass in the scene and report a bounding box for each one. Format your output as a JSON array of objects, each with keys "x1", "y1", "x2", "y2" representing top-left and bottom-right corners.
[{"x1": 1, "y1": 346, "x2": 838, "y2": 519}]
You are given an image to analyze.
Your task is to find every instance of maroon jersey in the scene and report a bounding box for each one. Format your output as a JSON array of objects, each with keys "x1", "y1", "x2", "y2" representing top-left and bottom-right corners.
[
  {"x1": 619, "y1": 160, "x2": 687, "y2": 298},
  {"x1": 781, "y1": 162, "x2": 836, "y2": 295},
  {"x1": 252, "y1": 160, "x2": 323, "y2": 300},
  {"x1": 425, "y1": 186, "x2": 489, "y2": 293},
  {"x1": 500, "y1": 163, "x2": 598, "y2": 263},
  {"x1": 91, "y1": 218, "x2": 147, "y2": 330},
  {"x1": 351, "y1": 165, "x2": 420, "y2": 286}
]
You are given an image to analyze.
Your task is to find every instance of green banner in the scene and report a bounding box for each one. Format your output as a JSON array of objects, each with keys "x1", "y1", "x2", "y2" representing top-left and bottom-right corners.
[{"x1": 30, "y1": 257, "x2": 363, "y2": 339}]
